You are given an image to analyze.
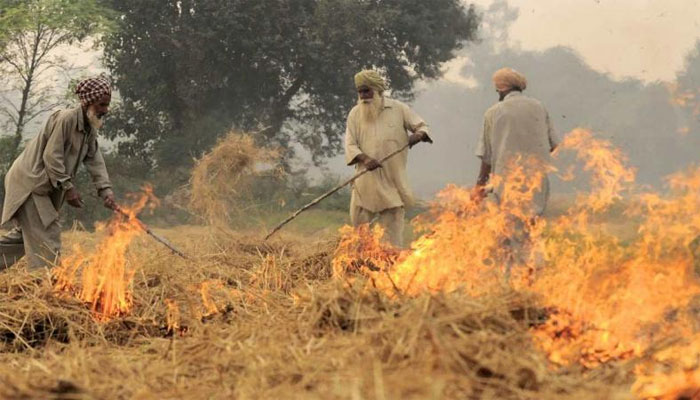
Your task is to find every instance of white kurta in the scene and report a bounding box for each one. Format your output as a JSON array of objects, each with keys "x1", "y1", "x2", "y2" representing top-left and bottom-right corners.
[{"x1": 344, "y1": 98, "x2": 430, "y2": 213}]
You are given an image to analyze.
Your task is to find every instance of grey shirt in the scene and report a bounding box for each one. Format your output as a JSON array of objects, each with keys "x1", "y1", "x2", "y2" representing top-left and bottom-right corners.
[{"x1": 2, "y1": 106, "x2": 112, "y2": 228}]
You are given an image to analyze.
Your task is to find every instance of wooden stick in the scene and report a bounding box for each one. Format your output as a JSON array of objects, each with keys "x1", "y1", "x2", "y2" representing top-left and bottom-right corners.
[
  {"x1": 264, "y1": 143, "x2": 411, "y2": 241},
  {"x1": 112, "y1": 205, "x2": 189, "y2": 260}
]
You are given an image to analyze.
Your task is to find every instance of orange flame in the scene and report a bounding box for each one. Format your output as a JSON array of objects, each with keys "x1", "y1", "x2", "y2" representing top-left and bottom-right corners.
[
  {"x1": 332, "y1": 128, "x2": 700, "y2": 398},
  {"x1": 53, "y1": 186, "x2": 158, "y2": 321},
  {"x1": 165, "y1": 298, "x2": 181, "y2": 333},
  {"x1": 199, "y1": 280, "x2": 224, "y2": 317}
]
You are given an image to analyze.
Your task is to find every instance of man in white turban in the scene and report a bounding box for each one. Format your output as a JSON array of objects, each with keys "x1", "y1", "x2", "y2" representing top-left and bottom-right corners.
[
  {"x1": 0, "y1": 76, "x2": 117, "y2": 270},
  {"x1": 344, "y1": 69, "x2": 432, "y2": 247}
]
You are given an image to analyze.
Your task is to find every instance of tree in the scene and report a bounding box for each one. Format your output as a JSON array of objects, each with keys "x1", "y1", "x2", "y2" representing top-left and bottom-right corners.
[
  {"x1": 674, "y1": 40, "x2": 700, "y2": 134},
  {"x1": 0, "y1": 0, "x2": 114, "y2": 159},
  {"x1": 102, "y1": 0, "x2": 479, "y2": 178}
]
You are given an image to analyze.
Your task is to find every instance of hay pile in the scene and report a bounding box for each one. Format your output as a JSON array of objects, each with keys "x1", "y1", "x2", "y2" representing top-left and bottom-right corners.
[
  {"x1": 188, "y1": 131, "x2": 279, "y2": 227},
  {"x1": 0, "y1": 226, "x2": 638, "y2": 399}
]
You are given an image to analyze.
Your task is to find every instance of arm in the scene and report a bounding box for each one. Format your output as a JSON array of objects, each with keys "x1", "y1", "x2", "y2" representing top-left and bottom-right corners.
[
  {"x1": 83, "y1": 139, "x2": 115, "y2": 209},
  {"x1": 402, "y1": 103, "x2": 433, "y2": 146},
  {"x1": 472, "y1": 114, "x2": 493, "y2": 202},
  {"x1": 476, "y1": 160, "x2": 492, "y2": 187},
  {"x1": 345, "y1": 110, "x2": 381, "y2": 170},
  {"x1": 546, "y1": 110, "x2": 560, "y2": 152},
  {"x1": 42, "y1": 113, "x2": 83, "y2": 207},
  {"x1": 42, "y1": 114, "x2": 74, "y2": 191}
]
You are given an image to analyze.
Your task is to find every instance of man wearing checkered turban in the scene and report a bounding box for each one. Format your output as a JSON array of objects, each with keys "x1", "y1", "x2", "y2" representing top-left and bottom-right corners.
[{"x1": 0, "y1": 76, "x2": 117, "y2": 270}]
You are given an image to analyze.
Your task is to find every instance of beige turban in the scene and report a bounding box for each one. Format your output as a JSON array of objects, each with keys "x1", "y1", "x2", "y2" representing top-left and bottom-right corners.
[
  {"x1": 354, "y1": 69, "x2": 387, "y2": 92},
  {"x1": 492, "y1": 67, "x2": 527, "y2": 91}
]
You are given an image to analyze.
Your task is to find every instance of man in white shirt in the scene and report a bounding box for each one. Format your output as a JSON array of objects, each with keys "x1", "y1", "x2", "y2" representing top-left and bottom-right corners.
[{"x1": 344, "y1": 70, "x2": 432, "y2": 247}]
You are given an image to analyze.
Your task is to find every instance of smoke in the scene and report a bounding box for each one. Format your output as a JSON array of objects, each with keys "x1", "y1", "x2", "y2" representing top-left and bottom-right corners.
[{"x1": 317, "y1": 1, "x2": 700, "y2": 201}]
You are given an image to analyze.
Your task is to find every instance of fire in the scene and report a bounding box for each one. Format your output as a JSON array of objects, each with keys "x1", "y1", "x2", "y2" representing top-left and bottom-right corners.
[
  {"x1": 165, "y1": 298, "x2": 181, "y2": 333},
  {"x1": 199, "y1": 280, "x2": 224, "y2": 317},
  {"x1": 53, "y1": 186, "x2": 158, "y2": 321},
  {"x1": 667, "y1": 82, "x2": 700, "y2": 136},
  {"x1": 332, "y1": 128, "x2": 700, "y2": 397}
]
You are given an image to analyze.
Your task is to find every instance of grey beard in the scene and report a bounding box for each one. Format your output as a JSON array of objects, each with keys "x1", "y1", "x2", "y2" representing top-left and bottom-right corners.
[{"x1": 358, "y1": 95, "x2": 383, "y2": 123}]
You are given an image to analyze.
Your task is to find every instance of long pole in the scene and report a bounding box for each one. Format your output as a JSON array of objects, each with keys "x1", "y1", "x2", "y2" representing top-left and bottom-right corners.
[
  {"x1": 112, "y1": 205, "x2": 189, "y2": 260},
  {"x1": 264, "y1": 143, "x2": 411, "y2": 241}
]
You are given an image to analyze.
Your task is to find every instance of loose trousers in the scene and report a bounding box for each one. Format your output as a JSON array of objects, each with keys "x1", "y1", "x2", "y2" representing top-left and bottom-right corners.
[
  {"x1": 13, "y1": 195, "x2": 61, "y2": 270},
  {"x1": 350, "y1": 204, "x2": 405, "y2": 248}
]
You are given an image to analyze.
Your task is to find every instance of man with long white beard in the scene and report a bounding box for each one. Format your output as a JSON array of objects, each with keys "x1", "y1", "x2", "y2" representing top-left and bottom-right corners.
[
  {"x1": 344, "y1": 70, "x2": 432, "y2": 247},
  {"x1": 0, "y1": 76, "x2": 117, "y2": 269}
]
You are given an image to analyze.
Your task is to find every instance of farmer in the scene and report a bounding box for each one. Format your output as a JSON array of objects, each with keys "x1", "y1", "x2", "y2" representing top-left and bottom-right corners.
[
  {"x1": 473, "y1": 67, "x2": 559, "y2": 214},
  {"x1": 473, "y1": 67, "x2": 560, "y2": 279},
  {"x1": 0, "y1": 76, "x2": 117, "y2": 270},
  {"x1": 344, "y1": 69, "x2": 432, "y2": 247}
]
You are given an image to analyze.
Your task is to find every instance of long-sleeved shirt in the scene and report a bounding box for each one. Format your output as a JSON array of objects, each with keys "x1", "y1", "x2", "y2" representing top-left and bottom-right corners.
[
  {"x1": 344, "y1": 98, "x2": 430, "y2": 212},
  {"x1": 2, "y1": 106, "x2": 112, "y2": 227},
  {"x1": 475, "y1": 91, "x2": 560, "y2": 215}
]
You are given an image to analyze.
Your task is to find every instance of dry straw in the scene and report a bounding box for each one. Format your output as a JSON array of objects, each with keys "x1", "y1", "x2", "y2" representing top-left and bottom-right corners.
[
  {"x1": 188, "y1": 130, "x2": 279, "y2": 227},
  {"x1": 0, "y1": 226, "x2": 636, "y2": 399}
]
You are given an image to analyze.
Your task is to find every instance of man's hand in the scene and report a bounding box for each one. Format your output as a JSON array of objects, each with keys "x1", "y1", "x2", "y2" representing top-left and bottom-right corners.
[
  {"x1": 408, "y1": 131, "x2": 432, "y2": 148},
  {"x1": 470, "y1": 185, "x2": 487, "y2": 204},
  {"x1": 66, "y1": 187, "x2": 82, "y2": 208},
  {"x1": 354, "y1": 153, "x2": 382, "y2": 171},
  {"x1": 362, "y1": 158, "x2": 382, "y2": 171},
  {"x1": 103, "y1": 191, "x2": 117, "y2": 210}
]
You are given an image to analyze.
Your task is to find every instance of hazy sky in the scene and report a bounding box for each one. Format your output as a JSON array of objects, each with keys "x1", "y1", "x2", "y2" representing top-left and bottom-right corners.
[{"x1": 468, "y1": 0, "x2": 700, "y2": 82}]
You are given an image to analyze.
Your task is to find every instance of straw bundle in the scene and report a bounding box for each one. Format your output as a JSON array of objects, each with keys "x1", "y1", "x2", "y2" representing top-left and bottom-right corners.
[{"x1": 188, "y1": 131, "x2": 279, "y2": 227}]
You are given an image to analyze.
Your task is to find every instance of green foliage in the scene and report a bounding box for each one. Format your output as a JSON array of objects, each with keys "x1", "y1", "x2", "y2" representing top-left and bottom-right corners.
[
  {"x1": 0, "y1": 0, "x2": 115, "y2": 41},
  {"x1": 102, "y1": 0, "x2": 479, "y2": 184},
  {"x1": 0, "y1": 0, "x2": 115, "y2": 158}
]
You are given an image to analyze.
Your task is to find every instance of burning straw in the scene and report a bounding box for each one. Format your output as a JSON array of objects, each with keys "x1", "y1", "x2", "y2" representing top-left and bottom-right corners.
[{"x1": 333, "y1": 128, "x2": 700, "y2": 398}]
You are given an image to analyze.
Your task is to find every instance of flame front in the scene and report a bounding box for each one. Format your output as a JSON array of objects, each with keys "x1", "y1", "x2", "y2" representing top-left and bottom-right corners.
[
  {"x1": 54, "y1": 186, "x2": 158, "y2": 321},
  {"x1": 333, "y1": 128, "x2": 700, "y2": 397}
]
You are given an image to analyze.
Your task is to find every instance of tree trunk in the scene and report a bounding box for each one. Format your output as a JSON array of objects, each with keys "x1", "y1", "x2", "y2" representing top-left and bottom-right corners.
[
  {"x1": 266, "y1": 75, "x2": 305, "y2": 141},
  {"x1": 11, "y1": 27, "x2": 41, "y2": 159}
]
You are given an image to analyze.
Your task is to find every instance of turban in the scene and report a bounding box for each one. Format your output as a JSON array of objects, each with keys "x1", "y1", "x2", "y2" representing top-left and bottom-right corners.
[
  {"x1": 75, "y1": 76, "x2": 112, "y2": 107},
  {"x1": 354, "y1": 69, "x2": 386, "y2": 92},
  {"x1": 492, "y1": 67, "x2": 527, "y2": 91}
]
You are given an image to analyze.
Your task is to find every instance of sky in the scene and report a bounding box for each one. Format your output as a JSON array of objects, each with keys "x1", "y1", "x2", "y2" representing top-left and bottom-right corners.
[{"x1": 466, "y1": 0, "x2": 700, "y2": 82}]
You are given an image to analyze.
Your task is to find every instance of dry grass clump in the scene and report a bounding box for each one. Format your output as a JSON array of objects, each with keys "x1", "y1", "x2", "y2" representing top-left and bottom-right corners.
[
  {"x1": 188, "y1": 131, "x2": 279, "y2": 227},
  {"x1": 0, "y1": 226, "x2": 637, "y2": 399}
]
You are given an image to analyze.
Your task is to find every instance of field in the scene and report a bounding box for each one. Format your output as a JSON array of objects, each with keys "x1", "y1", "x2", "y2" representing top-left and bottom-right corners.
[
  {"x1": 0, "y1": 223, "x2": 635, "y2": 400},
  {"x1": 1, "y1": 129, "x2": 699, "y2": 400}
]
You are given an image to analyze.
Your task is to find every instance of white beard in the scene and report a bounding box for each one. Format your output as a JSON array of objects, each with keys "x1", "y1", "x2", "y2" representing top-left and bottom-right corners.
[
  {"x1": 87, "y1": 107, "x2": 104, "y2": 131},
  {"x1": 358, "y1": 93, "x2": 384, "y2": 124}
]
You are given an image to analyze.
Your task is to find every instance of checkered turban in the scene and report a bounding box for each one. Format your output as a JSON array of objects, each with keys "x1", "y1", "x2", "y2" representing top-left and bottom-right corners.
[{"x1": 75, "y1": 76, "x2": 111, "y2": 107}]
